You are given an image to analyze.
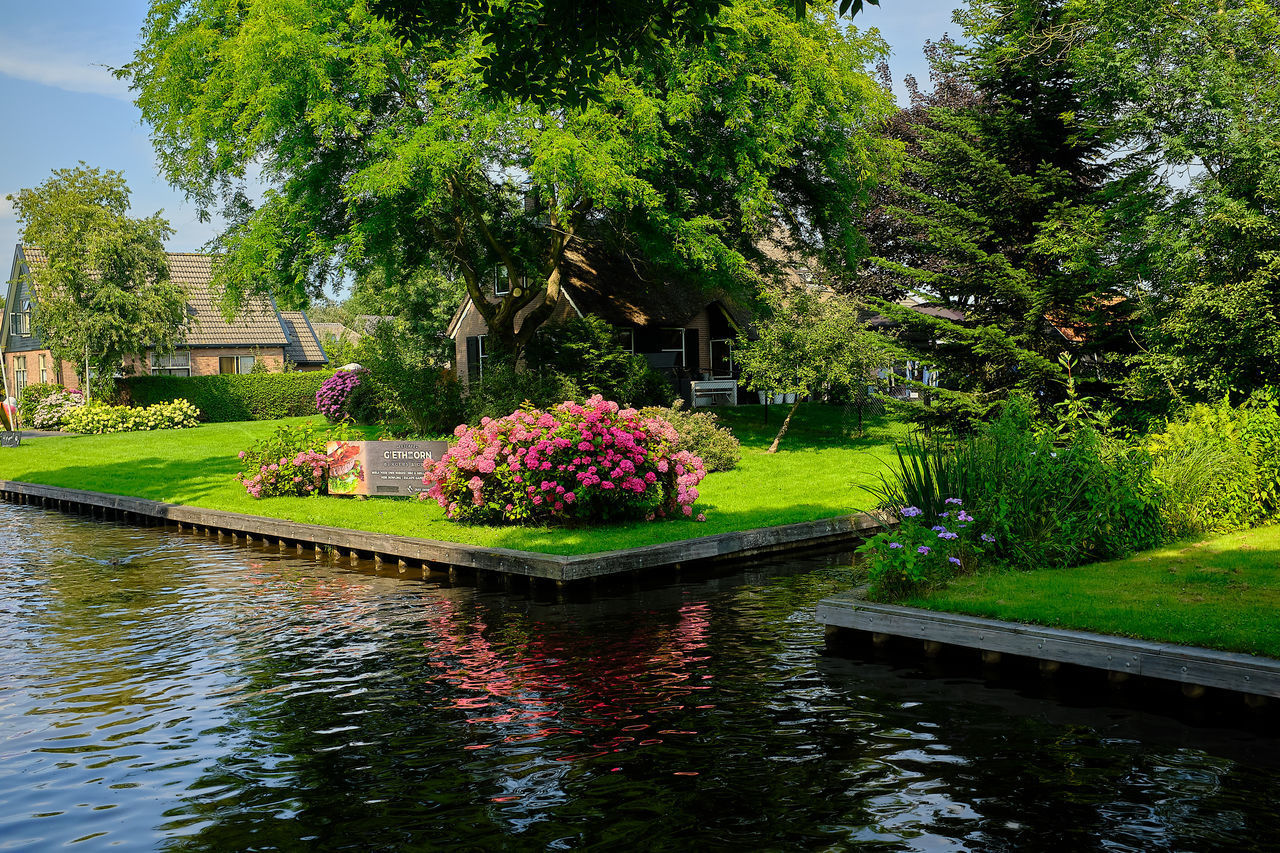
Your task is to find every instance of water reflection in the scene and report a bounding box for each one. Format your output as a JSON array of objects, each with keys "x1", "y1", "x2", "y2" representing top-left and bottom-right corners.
[{"x1": 0, "y1": 503, "x2": 1277, "y2": 851}]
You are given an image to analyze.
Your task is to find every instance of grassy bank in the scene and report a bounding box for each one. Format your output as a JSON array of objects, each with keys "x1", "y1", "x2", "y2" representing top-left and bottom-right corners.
[
  {"x1": 0, "y1": 404, "x2": 903, "y2": 555},
  {"x1": 907, "y1": 526, "x2": 1280, "y2": 658}
]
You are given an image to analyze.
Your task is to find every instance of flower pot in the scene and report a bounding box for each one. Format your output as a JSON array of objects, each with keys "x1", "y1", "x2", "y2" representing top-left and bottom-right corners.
[
  {"x1": 784, "y1": 393, "x2": 797, "y2": 404},
  {"x1": 771, "y1": 393, "x2": 785, "y2": 405},
  {"x1": 757, "y1": 390, "x2": 767, "y2": 404}
]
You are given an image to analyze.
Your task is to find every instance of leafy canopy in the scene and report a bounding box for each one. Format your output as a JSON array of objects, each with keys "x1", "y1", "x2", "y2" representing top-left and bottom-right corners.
[
  {"x1": 7, "y1": 164, "x2": 186, "y2": 395},
  {"x1": 121, "y1": 0, "x2": 894, "y2": 358}
]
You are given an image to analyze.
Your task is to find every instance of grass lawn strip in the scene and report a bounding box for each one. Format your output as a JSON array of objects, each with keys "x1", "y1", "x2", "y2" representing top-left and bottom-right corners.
[
  {"x1": 0, "y1": 405, "x2": 903, "y2": 556},
  {"x1": 908, "y1": 525, "x2": 1280, "y2": 659}
]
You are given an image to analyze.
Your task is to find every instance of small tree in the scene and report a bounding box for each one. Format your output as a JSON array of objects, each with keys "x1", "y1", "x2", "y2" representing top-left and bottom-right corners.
[
  {"x1": 737, "y1": 285, "x2": 885, "y2": 452},
  {"x1": 8, "y1": 165, "x2": 186, "y2": 396}
]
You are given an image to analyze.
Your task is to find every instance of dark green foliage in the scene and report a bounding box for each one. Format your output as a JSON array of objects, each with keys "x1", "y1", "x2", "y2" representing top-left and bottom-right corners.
[
  {"x1": 638, "y1": 401, "x2": 741, "y2": 472},
  {"x1": 525, "y1": 316, "x2": 673, "y2": 408},
  {"x1": 464, "y1": 363, "x2": 582, "y2": 424},
  {"x1": 120, "y1": 372, "x2": 333, "y2": 422},
  {"x1": 353, "y1": 319, "x2": 465, "y2": 437},
  {"x1": 1148, "y1": 392, "x2": 1280, "y2": 535},
  {"x1": 872, "y1": 398, "x2": 1165, "y2": 573},
  {"x1": 18, "y1": 383, "x2": 62, "y2": 425}
]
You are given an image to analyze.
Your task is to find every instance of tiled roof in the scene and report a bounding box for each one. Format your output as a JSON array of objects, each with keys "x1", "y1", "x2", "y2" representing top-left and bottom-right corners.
[
  {"x1": 311, "y1": 322, "x2": 359, "y2": 342},
  {"x1": 279, "y1": 310, "x2": 328, "y2": 365},
  {"x1": 168, "y1": 254, "x2": 289, "y2": 346},
  {"x1": 20, "y1": 246, "x2": 323, "y2": 350}
]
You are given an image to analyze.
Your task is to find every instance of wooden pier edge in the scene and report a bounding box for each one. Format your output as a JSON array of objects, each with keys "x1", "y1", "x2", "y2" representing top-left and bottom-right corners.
[
  {"x1": 816, "y1": 594, "x2": 1280, "y2": 699},
  {"x1": 0, "y1": 479, "x2": 880, "y2": 583}
]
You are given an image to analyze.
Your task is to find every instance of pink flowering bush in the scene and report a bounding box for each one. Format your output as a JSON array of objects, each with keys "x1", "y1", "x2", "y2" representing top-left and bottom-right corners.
[
  {"x1": 315, "y1": 369, "x2": 366, "y2": 421},
  {"x1": 422, "y1": 395, "x2": 707, "y2": 525},
  {"x1": 235, "y1": 421, "x2": 355, "y2": 498}
]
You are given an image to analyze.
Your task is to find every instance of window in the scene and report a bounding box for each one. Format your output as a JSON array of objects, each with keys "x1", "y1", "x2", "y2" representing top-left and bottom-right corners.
[
  {"x1": 38, "y1": 354, "x2": 48, "y2": 384},
  {"x1": 13, "y1": 356, "x2": 27, "y2": 395},
  {"x1": 660, "y1": 327, "x2": 685, "y2": 368},
  {"x1": 614, "y1": 327, "x2": 635, "y2": 353},
  {"x1": 150, "y1": 350, "x2": 191, "y2": 377},
  {"x1": 10, "y1": 300, "x2": 30, "y2": 337},
  {"x1": 493, "y1": 267, "x2": 510, "y2": 297},
  {"x1": 465, "y1": 334, "x2": 488, "y2": 381},
  {"x1": 219, "y1": 355, "x2": 257, "y2": 375},
  {"x1": 710, "y1": 338, "x2": 734, "y2": 379}
]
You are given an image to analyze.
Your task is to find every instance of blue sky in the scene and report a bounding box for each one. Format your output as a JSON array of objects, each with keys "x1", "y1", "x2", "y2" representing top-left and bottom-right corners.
[{"x1": 0, "y1": 1, "x2": 963, "y2": 279}]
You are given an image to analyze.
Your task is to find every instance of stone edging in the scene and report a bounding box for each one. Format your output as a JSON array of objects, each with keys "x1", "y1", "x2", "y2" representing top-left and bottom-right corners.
[
  {"x1": 0, "y1": 479, "x2": 881, "y2": 583},
  {"x1": 816, "y1": 593, "x2": 1280, "y2": 699}
]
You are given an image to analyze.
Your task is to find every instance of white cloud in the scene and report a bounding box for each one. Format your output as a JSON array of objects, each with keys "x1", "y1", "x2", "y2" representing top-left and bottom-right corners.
[{"x1": 0, "y1": 37, "x2": 129, "y2": 100}]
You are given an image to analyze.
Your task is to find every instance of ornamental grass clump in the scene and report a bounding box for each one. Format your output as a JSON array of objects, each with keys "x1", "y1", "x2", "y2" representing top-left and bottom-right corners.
[
  {"x1": 858, "y1": 498, "x2": 989, "y2": 600},
  {"x1": 422, "y1": 395, "x2": 707, "y2": 525}
]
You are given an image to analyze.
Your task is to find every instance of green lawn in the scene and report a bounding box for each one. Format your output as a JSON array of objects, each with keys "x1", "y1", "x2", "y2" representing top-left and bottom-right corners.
[
  {"x1": 907, "y1": 526, "x2": 1280, "y2": 658},
  {"x1": 0, "y1": 404, "x2": 904, "y2": 555}
]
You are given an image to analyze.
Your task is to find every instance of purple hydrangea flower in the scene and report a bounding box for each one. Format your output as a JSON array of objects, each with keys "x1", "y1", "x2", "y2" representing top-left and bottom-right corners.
[
  {"x1": 931, "y1": 525, "x2": 947, "y2": 532},
  {"x1": 957, "y1": 510, "x2": 974, "y2": 522},
  {"x1": 981, "y1": 533, "x2": 996, "y2": 543},
  {"x1": 948, "y1": 556, "x2": 962, "y2": 566},
  {"x1": 937, "y1": 530, "x2": 959, "y2": 540},
  {"x1": 944, "y1": 497, "x2": 963, "y2": 505},
  {"x1": 900, "y1": 506, "x2": 923, "y2": 518},
  {"x1": 917, "y1": 545, "x2": 931, "y2": 555},
  {"x1": 889, "y1": 542, "x2": 903, "y2": 549}
]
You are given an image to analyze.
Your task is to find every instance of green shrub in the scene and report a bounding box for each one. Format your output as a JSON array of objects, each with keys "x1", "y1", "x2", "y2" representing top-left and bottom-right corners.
[
  {"x1": 119, "y1": 371, "x2": 333, "y2": 422},
  {"x1": 465, "y1": 362, "x2": 583, "y2": 423},
  {"x1": 871, "y1": 397, "x2": 1165, "y2": 577},
  {"x1": 858, "y1": 498, "x2": 986, "y2": 599},
  {"x1": 638, "y1": 400, "x2": 741, "y2": 472},
  {"x1": 350, "y1": 320, "x2": 465, "y2": 436},
  {"x1": 525, "y1": 316, "x2": 673, "y2": 407},
  {"x1": 18, "y1": 383, "x2": 62, "y2": 425},
  {"x1": 63, "y1": 399, "x2": 201, "y2": 434},
  {"x1": 236, "y1": 420, "x2": 355, "y2": 498},
  {"x1": 1147, "y1": 392, "x2": 1280, "y2": 535}
]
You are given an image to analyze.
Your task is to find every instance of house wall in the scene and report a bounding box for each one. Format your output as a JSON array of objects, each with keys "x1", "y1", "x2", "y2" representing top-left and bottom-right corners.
[
  {"x1": 453, "y1": 296, "x2": 578, "y2": 382},
  {"x1": 188, "y1": 347, "x2": 287, "y2": 376},
  {"x1": 3, "y1": 349, "x2": 81, "y2": 396}
]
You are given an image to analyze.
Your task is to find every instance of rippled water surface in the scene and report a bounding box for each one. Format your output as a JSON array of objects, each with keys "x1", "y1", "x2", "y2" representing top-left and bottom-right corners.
[{"x1": 2, "y1": 504, "x2": 1279, "y2": 851}]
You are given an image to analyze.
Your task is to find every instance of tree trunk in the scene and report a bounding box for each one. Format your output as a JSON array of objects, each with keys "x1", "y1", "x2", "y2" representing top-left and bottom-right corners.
[{"x1": 767, "y1": 400, "x2": 802, "y2": 453}]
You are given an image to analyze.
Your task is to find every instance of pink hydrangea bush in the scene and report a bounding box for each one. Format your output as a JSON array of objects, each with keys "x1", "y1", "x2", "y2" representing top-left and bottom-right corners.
[
  {"x1": 236, "y1": 450, "x2": 331, "y2": 499},
  {"x1": 422, "y1": 395, "x2": 707, "y2": 524}
]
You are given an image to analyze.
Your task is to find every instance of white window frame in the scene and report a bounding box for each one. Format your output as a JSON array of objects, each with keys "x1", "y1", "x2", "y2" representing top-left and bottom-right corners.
[
  {"x1": 150, "y1": 350, "x2": 192, "y2": 377},
  {"x1": 493, "y1": 267, "x2": 510, "y2": 297},
  {"x1": 709, "y1": 338, "x2": 734, "y2": 379},
  {"x1": 476, "y1": 334, "x2": 489, "y2": 376},
  {"x1": 660, "y1": 327, "x2": 685, "y2": 368},
  {"x1": 615, "y1": 327, "x2": 635, "y2": 353},
  {"x1": 14, "y1": 356, "x2": 27, "y2": 395},
  {"x1": 38, "y1": 353, "x2": 48, "y2": 384}
]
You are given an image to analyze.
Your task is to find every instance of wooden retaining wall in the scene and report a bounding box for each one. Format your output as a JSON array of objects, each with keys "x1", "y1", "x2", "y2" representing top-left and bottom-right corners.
[
  {"x1": 0, "y1": 479, "x2": 880, "y2": 584},
  {"x1": 817, "y1": 594, "x2": 1280, "y2": 700}
]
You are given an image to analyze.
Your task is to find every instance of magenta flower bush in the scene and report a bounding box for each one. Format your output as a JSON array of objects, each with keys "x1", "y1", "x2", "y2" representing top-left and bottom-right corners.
[
  {"x1": 422, "y1": 395, "x2": 707, "y2": 525},
  {"x1": 316, "y1": 369, "x2": 365, "y2": 421},
  {"x1": 237, "y1": 450, "x2": 331, "y2": 499}
]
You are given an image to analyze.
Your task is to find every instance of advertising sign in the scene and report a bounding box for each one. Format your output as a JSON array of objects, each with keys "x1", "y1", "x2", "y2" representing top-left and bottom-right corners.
[{"x1": 325, "y1": 440, "x2": 450, "y2": 497}]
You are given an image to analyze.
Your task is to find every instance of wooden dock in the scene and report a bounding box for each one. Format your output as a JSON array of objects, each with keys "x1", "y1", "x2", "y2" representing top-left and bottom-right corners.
[
  {"x1": 817, "y1": 593, "x2": 1280, "y2": 700},
  {"x1": 0, "y1": 479, "x2": 880, "y2": 584}
]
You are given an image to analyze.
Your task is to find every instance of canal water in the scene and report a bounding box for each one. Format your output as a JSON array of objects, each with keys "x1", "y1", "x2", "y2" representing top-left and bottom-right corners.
[{"x1": 1, "y1": 504, "x2": 1278, "y2": 851}]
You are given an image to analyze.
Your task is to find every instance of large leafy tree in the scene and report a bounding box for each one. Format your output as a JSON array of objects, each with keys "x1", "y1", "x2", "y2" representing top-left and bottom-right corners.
[
  {"x1": 121, "y1": 0, "x2": 893, "y2": 362},
  {"x1": 860, "y1": 0, "x2": 1155, "y2": 427},
  {"x1": 1063, "y1": 0, "x2": 1280, "y2": 404},
  {"x1": 8, "y1": 165, "x2": 186, "y2": 396},
  {"x1": 368, "y1": 0, "x2": 882, "y2": 104}
]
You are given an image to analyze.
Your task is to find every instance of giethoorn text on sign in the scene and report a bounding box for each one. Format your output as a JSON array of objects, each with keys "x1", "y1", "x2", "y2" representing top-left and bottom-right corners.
[{"x1": 325, "y1": 440, "x2": 450, "y2": 497}]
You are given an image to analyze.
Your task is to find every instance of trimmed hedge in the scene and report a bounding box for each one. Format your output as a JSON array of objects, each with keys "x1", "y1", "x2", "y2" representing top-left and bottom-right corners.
[{"x1": 119, "y1": 371, "x2": 334, "y2": 422}]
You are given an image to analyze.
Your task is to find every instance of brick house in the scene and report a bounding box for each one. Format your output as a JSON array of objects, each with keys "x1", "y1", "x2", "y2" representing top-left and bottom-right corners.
[
  {"x1": 1, "y1": 244, "x2": 327, "y2": 396},
  {"x1": 447, "y1": 242, "x2": 756, "y2": 404}
]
